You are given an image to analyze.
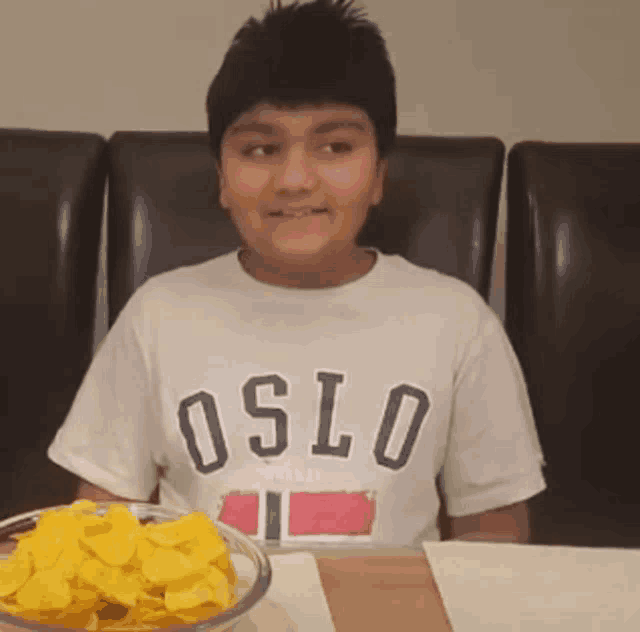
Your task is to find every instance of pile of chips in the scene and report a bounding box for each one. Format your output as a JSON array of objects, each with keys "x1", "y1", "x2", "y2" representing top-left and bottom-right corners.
[{"x1": 0, "y1": 501, "x2": 237, "y2": 630}]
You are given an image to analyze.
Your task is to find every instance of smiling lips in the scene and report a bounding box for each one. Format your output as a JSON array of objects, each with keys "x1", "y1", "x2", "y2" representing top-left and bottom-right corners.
[
  {"x1": 266, "y1": 208, "x2": 328, "y2": 218},
  {"x1": 268, "y1": 208, "x2": 331, "y2": 242}
]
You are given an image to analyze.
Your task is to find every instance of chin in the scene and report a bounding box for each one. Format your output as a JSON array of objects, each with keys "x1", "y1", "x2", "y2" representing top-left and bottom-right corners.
[{"x1": 271, "y1": 238, "x2": 333, "y2": 258}]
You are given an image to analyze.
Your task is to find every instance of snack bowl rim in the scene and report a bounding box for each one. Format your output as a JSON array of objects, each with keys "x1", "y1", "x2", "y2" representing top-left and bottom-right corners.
[{"x1": 0, "y1": 502, "x2": 272, "y2": 632}]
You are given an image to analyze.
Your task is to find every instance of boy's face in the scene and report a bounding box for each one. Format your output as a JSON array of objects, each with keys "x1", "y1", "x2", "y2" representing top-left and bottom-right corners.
[{"x1": 217, "y1": 102, "x2": 387, "y2": 267}]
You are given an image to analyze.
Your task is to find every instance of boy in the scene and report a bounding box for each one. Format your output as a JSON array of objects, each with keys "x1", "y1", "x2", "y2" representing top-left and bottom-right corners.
[{"x1": 48, "y1": 0, "x2": 546, "y2": 549}]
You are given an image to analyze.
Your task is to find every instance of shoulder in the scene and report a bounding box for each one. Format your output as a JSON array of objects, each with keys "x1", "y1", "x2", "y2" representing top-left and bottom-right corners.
[
  {"x1": 123, "y1": 250, "x2": 241, "y2": 312},
  {"x1": 378, "y1": 253, "x2": 495, "y2": 326},
  {"x1": 106, "y1": 251, "x2": 242, "y2": 341},
  {"x1": 375, "y1": 254, "x2": 508, "y2": 371},
  {"x1": 139, "y1": 250, "x2": 240, "y2": 297}
]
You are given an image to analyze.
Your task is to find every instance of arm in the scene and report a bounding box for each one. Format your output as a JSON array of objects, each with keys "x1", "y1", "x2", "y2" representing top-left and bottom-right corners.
[
  {"x1": 441, "y1": 307, "x2": 545, "y2": 545},
  {"x1": 76, "y1": 479, "x2": 138, "y2": 502},
  {"x1": 76, "y1": 478, "x2": 159, "y2": 504},
  {"x1": 448, "y1": 500, "x2": 530, "y2": 543}
]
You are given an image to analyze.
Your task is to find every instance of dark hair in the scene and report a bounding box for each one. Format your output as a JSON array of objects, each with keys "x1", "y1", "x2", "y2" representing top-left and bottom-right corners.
[{"x1": 206, "y1": 0, "x2": 397, "y2": 165}]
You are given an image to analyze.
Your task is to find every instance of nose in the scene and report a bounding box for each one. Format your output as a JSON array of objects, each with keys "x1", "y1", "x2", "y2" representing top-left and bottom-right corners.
[{"x1": 275, "y1": 146, "x2": 317, "y2": 194}]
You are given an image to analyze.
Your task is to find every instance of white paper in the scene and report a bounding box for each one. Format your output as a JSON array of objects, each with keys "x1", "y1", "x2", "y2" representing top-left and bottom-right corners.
[
  {"x1": 234, "y1": 552, "x2": 336, "y2": 632},
  {"x1": 422, "y1": 541, "x2": 640, "y2": 631}
]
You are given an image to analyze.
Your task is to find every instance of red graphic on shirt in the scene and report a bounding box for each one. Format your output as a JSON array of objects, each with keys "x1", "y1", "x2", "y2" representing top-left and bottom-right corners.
[
  {"x1": 218, "y1": 491, "x2": 375, "y2": 538},
  {"x1": 289, "y1": 492, "x2": 375, "y2": 535},
  {"x1": 218, "y1": 493, "x2": 259, "y2": 535}
]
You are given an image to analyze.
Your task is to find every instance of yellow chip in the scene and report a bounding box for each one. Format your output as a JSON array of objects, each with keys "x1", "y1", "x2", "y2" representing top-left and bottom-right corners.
[
  {"x1": 82, "y1": 531, "x2": 137, "y2": 568},
  {"x1": 64, "y1": 599, "x2": 102, "y2": 615},
  {"x1": 211, "y1": 582, "x2": 231, "y2": 609},
  {"x1": 0, "y1": 546, "x2": 32, "y2": 598},
  {"x1": 70, "y1": 500, "x2": 99, "y2": 514},
  {"x1": 207, "y1": 565, "x2": 226, "y2": 587},
  {"x1": 0, "y1": 599, "x2": 22, "y2": 615},
  {"x1": 54, "y1": 544, "x2": 88, "y2": 580},
  {"x1": 13, "y1": 608, "x2": 58, "y2": 624},
  {"x1": 79, "y1": 559, "x2": 143, "y2": 608},
  {"x1": 86, "y1": 610, "x2": 100, "y2": 631},
  {"x1": 173, "y1": 603, "x2": 223, "y2": 623},
  {"x1": 213, "y1": 553, "x2": 237, "y2": 587},
  {"x1": 109, "y1": 575, "x2": 146, "y2": 608},
  {"x1": 21, "y1": 534, "x2": 62, "y2": 573},
  {"x1": 138, "y1": 614, "x2": 185, "y2": 627},
  {"x1": 137, "y1": 606, "x2": 172, "y2": 622},
  {"x1": 134, "y1": 538, "x2": 156, "y2": 563},
  {"x1": 180, "y1": 530, "x2": 228, "y2": 564},
  {"x1": 0, "y1": 502, "x2": 237, "y2": 630},
  {"x1": 143, "y1": 527, "x2": 185, "y2": 548},
  {"x1": 165, "y1": 579, "x2": 214, "y2": 612},
  {"x1": 15, "y1": 569, "x2": 72, "y2": 610},
  {"x1": 106, "y1": 505, "x2": 140, "y2": 530},
  {"x1": 206, "y1": 566, "x2": 231, "y2": 608},
  {"x1": 141, "y1": 548, "x2": 204, "y2": 584},
  {"x1": 101, "y1": 625, "x2": 157, "y2": 632},
  {"x1": 54, "y1": 609, "x2": 99, "y2": 630},
  {"x1": 10, "y1": 531, "x2": 31, "y2": 541},
  {"x1": 137, "y1": 592, "x2": 164, "y2": 608},
  {"x1": 82, "y1": 505, "x2": 140, "y2": 567},
  {"x1": 20, "y1": 510, "x2": 84, "y2": 574},
  {"x1": 143, "y1": 512, "x2": 215, "y2": 548},
  {"x1": 80, "y1": 514, "x2": 111, "y2": 535}
]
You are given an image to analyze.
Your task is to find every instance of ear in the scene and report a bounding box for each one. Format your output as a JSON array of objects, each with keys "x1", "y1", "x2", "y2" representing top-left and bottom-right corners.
[
  {"x1": 372, "y1": 158, "x2": 388, "y2": 206},
  {"x1": 216, "y1": 161, "x2": 230, "y2": 209}
]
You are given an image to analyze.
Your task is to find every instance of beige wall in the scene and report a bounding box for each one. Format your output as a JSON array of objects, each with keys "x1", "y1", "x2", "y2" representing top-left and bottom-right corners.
[{"x1": 2, "y1": 0, "x2": 639, "y2": 352}]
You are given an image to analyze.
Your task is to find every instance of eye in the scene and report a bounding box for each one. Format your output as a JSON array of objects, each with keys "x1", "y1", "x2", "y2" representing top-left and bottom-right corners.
[
  {"x1": 241, "y1": 144, "x2": 279, "y2": 158},
  {"x1": 320, "y1": 142, "x2": 353, "y2": 155}
]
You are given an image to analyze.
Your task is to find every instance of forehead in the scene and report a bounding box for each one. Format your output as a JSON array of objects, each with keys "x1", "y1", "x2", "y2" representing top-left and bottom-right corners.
[{"x1": 224, "y1": 101, "x2": 375, "y2": 138}]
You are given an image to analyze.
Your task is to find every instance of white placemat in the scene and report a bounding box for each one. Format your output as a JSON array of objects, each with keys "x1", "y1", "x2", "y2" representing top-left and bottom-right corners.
[
  {"x1": 235, "y1": 552, "x2": 336, "y2": 632},
  {"x1": 422, "y1": 541, "x2": 640, "y2": 631}
]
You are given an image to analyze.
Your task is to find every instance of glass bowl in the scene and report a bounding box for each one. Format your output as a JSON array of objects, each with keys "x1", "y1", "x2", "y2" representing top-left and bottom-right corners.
[{"x1": 0, "y1": 502, "x2": 272, "y2": 632}]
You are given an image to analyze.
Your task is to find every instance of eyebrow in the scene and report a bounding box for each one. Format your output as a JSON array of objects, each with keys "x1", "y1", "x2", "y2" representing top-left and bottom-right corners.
[{"x1": 226, "y1": 120, "x2": 368, "y2": 139}]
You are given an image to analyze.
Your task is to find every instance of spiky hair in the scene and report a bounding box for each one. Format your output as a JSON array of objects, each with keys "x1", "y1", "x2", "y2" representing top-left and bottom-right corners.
[{"x1": 206, "y1": 0, "x2": 397, "y2": 164}]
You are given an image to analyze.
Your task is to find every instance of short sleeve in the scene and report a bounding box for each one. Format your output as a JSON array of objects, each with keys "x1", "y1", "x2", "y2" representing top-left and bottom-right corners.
[
  {"x1": 441, "y1": 302, "x2": 547, "y2": 517},
  {"x1": 47, "y1": 291, "x2": 158, "y2": 500}
]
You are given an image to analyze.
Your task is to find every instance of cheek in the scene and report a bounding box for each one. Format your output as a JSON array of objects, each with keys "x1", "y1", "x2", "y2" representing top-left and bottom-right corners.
[
  {"x1": 320, "y1": 156, "x2": 376, "y2": 201},
  {"x1": 227, "y1": 163, "x2": 271, "y2": 197},
  {"x1": 221, "y1": 162, "x2": 271, "y2": 237}
]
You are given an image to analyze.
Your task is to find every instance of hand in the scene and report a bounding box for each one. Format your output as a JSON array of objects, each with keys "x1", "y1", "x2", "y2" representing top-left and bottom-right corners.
[{"x1": 449, "y1": 501, "x2": 530, "y2": 544}]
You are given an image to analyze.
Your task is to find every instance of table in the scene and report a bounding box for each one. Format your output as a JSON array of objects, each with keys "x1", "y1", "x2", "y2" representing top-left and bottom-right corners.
[
  {"x1": 313, "y1": 540, "x2": 640, "y2": 631},
  {"x1": 6, "y1": 537, "x2": 640, "y2": 631},
  {"x1": 313, "y1": 548, "x2": 453, "y2": 632}
]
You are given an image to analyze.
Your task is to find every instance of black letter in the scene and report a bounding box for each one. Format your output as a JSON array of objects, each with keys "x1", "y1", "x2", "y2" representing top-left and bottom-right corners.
[
  {"x1": 374, "y1": 385, "x2": 429, "y2": 470},
  {"x1": 244, "y1": 375, "x2": 288, "y2": 457},
  {"x1": 265, "y1": 491, "x2": 282, "y2": 541},
  {"x1": 311, "y1": 372, "x2": 351, "y2": 457},
  {"x1": 179, "y1": 391, "x2": 228, "y2": 473}
]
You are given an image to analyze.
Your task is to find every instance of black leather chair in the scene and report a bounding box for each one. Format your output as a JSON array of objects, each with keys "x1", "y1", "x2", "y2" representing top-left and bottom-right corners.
[
  {"x1": 107, "y1": 132, "x2": 504, "y2": 323},
  {"x1": 505, "y1": 141, "x2": 640, "y2": 548},
  {"x1": 107, "y1": 131, "x2": 505, "y2": 536},
  {"x1": 0, "y1": 129, "x2": 107, "y2": 519}
]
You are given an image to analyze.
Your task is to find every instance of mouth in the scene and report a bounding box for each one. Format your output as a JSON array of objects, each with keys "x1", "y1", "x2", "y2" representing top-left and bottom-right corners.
[
  {"x1": 266, "y1": 208, "x2": 329, "y2": 218},
  {"x1": 266, "y1": 207, "x2": 331, "y2": 244}
]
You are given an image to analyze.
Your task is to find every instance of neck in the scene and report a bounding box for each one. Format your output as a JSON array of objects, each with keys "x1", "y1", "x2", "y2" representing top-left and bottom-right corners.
[{"x1": 239, "y1": 247, "x2": 376, "y2": 289}]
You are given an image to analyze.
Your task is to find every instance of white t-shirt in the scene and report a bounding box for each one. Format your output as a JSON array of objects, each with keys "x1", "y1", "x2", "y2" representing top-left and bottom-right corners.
[{"x1": 48, "y1": 248, "x2": 546, "y2": 549}]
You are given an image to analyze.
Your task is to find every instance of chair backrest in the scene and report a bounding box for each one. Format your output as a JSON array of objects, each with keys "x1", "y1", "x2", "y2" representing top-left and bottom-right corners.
[
  {"x1": 505, "y1": 141, "x2": 640, "y2": 508},
  {"x1": 0, "y1": 128, "x2": 107, "y2": 517},
  {"x1": 107, "y1": 133, "x2": 504, "y2": 325}
]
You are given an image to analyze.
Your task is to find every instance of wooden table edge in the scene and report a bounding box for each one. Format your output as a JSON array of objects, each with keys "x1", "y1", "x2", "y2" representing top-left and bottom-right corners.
[{"x1": 310, "y1": 548, "x2": 454, "y2": 632}]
